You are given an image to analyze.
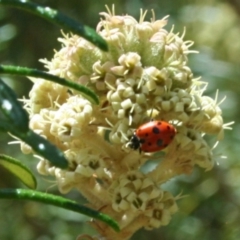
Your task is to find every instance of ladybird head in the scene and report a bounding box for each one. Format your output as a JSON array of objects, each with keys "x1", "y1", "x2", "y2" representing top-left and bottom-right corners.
[{"x1": 128, "y1": 133, "x2": 143, "y2": 153}]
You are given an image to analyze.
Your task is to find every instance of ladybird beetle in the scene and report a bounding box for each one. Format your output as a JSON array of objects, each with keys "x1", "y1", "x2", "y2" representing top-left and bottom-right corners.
[{"x1": 129, "y1": 120, "x2": 176, "y2": 153}]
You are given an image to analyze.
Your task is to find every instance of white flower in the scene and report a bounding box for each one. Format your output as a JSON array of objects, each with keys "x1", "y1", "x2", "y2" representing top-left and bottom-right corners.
[{"x1": 19, "y1": 6, "x2": 231, "y2": 239}]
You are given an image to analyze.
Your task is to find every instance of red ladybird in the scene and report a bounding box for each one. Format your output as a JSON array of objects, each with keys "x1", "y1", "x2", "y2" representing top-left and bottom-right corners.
[{"x1": 129, "y1": 120, "x2": 176, "y2": 153}]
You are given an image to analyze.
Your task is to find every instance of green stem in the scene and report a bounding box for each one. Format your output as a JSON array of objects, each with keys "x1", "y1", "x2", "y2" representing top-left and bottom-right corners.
[
  {"x1": 0, "y1": 0, "x2": 108, "y2": 51},
  {"x1": 0, "y1": 65, "x2": 99, "y2": 104},
  {"x1": 0, "y1": 188, "x2": 120, "y2": 232}
]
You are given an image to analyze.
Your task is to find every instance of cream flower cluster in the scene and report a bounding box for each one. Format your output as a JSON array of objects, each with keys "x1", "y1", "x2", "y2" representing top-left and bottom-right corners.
[{"x1": 21, "y1": 7, "x2": 227, "y2": 240}]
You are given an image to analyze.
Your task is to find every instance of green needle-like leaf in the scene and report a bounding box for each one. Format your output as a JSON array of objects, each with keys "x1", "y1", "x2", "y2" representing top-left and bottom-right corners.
[
  {"x1": 0, "y1": 78, "x2": 68, "y2": 169},
  {"x1": 0, "y1": 0, "x2": 108, "y2": 51},
  {"x1": 0, "y1": 155, "x2": 37, "y2": 189},
  {"x1": 0, "y1": 65, "x2": 99, "y2": 105},
  {"x1": 0, "y1": 122, "x2": 68, "y2": 169},
  {"x1": 0, "y1": 78, "x2": 29, "y2": 132},
  {"x1": 0, "y1": 188, "x2": 120, "y2": 232},
  {"x1": 19, "y1": 129, "x2": 68, "y2": 169}
]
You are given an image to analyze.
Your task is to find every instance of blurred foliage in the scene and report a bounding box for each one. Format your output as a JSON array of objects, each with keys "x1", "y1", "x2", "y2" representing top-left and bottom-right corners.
[{"x1": 0, "y1": 0, "x2": 240, "y2": 239}]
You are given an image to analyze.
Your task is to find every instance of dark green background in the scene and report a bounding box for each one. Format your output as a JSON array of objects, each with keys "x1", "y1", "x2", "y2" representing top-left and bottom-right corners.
[{"x1": 0, "y1": 0, "x2": 239, "y2": 239}]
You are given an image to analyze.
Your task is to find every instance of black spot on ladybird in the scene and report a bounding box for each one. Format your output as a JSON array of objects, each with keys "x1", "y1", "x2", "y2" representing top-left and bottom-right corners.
[
  {"x1": 152, "y1": 126, "x2": 160, "y2": 134},
  {"x1": 156, "y1": 139, "x2": 163, "y2": 147}
]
